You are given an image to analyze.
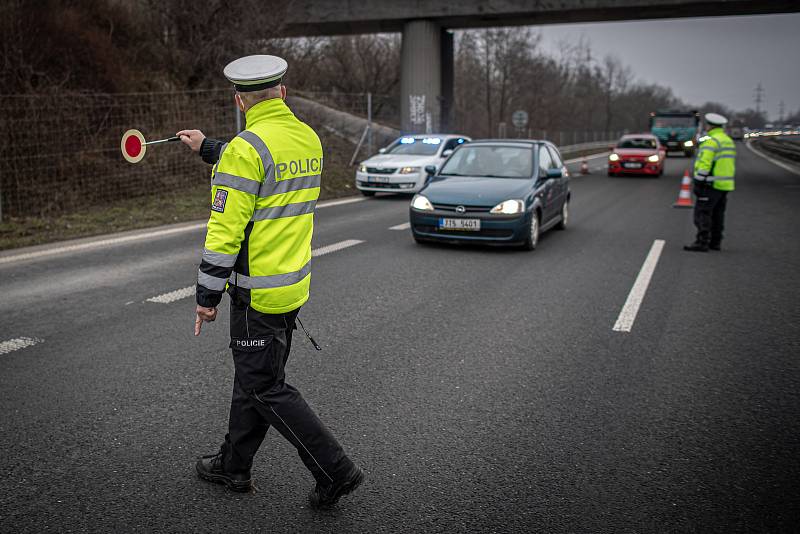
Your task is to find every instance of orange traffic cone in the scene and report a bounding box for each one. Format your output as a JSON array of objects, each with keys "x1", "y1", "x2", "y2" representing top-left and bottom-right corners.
[
  {"x1": 672, "y1": 170, "x2": 694, "y2": 208},
  {"x1": 580, "y1": 158, "x2": 589, "y2": 175}
]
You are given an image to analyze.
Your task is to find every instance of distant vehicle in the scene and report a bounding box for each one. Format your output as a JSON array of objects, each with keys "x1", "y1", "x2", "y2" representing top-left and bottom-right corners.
[
  {"x1": 608, "y1": 134, "x2": 666, "y2": 177},
  {"x1": 409, "y1": 140, "x2": 570, "y2": 250},
  {"x1": 356, "y1": 134, "x2": 470, "y2": 196},
  {"x1": 729, "y1": 119, "x2": 745, "y2": 141},
  {"x1": 649, "y1": 110, "x2": 700, "y2": 157}
]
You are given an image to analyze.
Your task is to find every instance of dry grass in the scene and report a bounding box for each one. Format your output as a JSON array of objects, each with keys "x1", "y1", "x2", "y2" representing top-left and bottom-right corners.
[{"x1": 0, "y1": 133, "x2": 360, "y2": 251}]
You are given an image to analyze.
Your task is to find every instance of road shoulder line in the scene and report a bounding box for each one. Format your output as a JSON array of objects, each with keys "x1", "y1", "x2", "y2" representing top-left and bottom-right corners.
[{"x1": 746, "y1": 141, "x2": 800, "y2": 177}]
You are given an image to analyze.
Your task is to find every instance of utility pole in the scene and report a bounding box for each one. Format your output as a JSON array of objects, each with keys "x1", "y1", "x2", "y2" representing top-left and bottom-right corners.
[
  {"x1": 778, "y1": 100, "x2": 785, "y2": 124},
  {"x1": 753, "y1": 83, "x2": 765, "y2": 115}
]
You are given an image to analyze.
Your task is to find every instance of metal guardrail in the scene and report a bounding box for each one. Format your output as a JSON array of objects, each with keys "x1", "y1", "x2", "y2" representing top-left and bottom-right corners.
[
  {"x1": 755, "y1": 136, "x2": 800, "y2": 162},
  {"x1": 558, "y1": 140, "x2": 613, "y2": 157}
]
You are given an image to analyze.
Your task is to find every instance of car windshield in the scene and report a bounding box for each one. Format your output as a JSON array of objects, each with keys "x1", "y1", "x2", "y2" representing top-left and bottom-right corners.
[
  {"x1": 618, "y1": 138, "x2": 657, "y2": 149},
  {"x1": 653, "y1": 116, "x2": 695, "y2": 128},
  {"x1": 385, "y1": 137, "x2": 442, "y2": 156},
  {"x1": 439, "y1": 145, "x2": 533, "y2": 178}
]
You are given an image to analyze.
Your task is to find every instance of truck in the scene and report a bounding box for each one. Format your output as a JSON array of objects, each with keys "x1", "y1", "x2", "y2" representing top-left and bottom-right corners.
[{"x1": 649, "y1": 110, "x2": 700, "y2": 157}]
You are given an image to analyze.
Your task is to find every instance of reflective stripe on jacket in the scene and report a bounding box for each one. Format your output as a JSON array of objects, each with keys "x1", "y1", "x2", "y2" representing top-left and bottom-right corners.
[
  {"x1": 693, "y1": 127, "x2": 735, "y2": 191},
  {"x1": 197, "y1": 98, "x2": 322, "y2": 313}
]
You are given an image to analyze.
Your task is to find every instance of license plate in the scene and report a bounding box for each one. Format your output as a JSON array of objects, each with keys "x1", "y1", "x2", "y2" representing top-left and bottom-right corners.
[
  {"x1": 369, "y1": 175, "x2": 390, "y2": 183},
  {"x1": 439, "y1": 218, "x2": 480, "y2": 231},
  {"x1": 623, "y1": 162, "x2": 643, "y2": 169}
]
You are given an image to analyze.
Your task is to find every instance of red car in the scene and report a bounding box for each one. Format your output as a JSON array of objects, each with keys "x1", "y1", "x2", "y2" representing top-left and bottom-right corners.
[{"x1": 608, "y1": 134, "x2": 666, "y2": 177}]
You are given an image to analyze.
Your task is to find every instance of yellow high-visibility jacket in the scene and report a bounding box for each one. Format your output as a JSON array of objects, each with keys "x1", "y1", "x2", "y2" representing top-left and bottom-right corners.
[
  {"x1": 693, "y1": 127, "x2": 735, "y2": 191},
  {"x1": 196, "y1": 98, "x2": 322, "y2": 314}
]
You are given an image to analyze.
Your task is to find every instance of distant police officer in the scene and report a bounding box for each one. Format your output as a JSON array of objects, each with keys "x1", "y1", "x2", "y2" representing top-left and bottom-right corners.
[
  {"x1": 684, "y1": 112, "x2": 736, "y2": 252},
  {"x1": 176, "y1": 55, "x2": 363, "y2": 508}
]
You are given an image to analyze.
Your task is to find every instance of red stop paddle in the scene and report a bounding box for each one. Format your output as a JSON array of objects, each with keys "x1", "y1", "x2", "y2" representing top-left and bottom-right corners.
[{"x1": 121, "y1": 129, "x2": 180, "y2": 163}]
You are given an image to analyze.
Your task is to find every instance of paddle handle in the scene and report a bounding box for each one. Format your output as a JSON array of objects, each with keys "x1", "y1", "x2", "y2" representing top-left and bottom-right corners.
[{"x1": 144, "y1": 136, "x2": 180, "y2": 146}]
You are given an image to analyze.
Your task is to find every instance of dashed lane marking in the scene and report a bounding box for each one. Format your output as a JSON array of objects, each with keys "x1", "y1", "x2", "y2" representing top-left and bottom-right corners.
[
  {"x1": 389, "y1": 222, "x2": 411, "y2": 230},
  {"x1": 612, "y1": 239, "x2": 665, "y2": 333},
  {"x1": 311, "y1": 239, "x2": 365, "y2": 257},
  {"x1": 0, "y1": 337, "x2": 43, "y2": 355},
  {"x1": 145, "y1": 239, "x2": 365, "y2": 304},
  {"x1": 146, "y1": 286, "x2": 195, "y2": 304},
  {"x1": 0, "y1": 198, "x2": 368, "y2": 267}
]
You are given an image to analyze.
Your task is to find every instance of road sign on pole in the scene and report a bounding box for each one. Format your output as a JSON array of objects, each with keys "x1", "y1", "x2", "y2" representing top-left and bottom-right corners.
[{"x1": 511, "y1": 110, "x2": 529, "y2": 129}]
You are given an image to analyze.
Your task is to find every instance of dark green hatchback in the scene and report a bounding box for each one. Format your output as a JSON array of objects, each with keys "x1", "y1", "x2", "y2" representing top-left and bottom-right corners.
[{"x1": 409, "y1": 140, "x2": 570, "y2": 250}]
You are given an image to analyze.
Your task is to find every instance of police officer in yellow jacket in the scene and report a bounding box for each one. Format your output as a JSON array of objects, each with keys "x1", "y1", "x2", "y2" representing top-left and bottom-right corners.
[
  {"x1": 684, "y1": 112, "x2": 736, "y2": 252},
  {"x1": 177, "y1": 55, "x2": 363, "y2": 507}
]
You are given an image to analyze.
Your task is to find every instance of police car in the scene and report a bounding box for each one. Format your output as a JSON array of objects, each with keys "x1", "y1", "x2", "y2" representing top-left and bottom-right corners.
[{"x1": 356, "y1": 134, "x2": 470, "y2": 196}]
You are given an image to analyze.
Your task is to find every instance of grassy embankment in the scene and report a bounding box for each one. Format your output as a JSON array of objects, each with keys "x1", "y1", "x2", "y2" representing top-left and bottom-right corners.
[{"x1": 0, "y1": 134, "x2": 359, "y2": 251}]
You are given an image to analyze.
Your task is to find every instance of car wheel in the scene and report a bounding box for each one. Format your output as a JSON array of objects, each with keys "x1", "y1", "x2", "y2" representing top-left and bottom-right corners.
[
  {"x1": 607, "y1": 171, "x2": 615, "y2": 177},
  {"x1": 523, "y1": 212, "x2": 540, "y2": 250},
  {"x1": 360, "y1": 190, "x2": 376, "y2": 197},
  {"x1": 556, "y1": 200, "x2": 568, "y2": 230}
]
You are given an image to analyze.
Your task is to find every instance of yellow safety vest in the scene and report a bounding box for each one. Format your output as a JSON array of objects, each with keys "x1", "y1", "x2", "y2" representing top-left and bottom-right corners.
[
  {"x1": 693, "y1": 127, "x2": 735, "y2": 191},
  {"x1": 197, "y1": 98, "x2": 322, "y2": 314}
]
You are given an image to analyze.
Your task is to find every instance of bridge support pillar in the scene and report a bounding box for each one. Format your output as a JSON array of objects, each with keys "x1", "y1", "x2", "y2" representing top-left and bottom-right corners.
[{"x1": 401, "y1": 20, "x2": 452, "y2": 133}]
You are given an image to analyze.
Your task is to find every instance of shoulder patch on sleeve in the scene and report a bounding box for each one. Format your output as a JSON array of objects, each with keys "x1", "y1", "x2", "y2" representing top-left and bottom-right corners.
[{"x1": 211, "y1": 188, "x2": 228, "y2": 213}]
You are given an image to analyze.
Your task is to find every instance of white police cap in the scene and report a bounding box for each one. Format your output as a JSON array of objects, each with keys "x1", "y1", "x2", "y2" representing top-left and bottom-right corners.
[
  {"x1": 704, "y1": 112, "x2": 728, "y2": 126},
  {"x1": 224, "y1": 55, "x2": 288, "y2": 92}
]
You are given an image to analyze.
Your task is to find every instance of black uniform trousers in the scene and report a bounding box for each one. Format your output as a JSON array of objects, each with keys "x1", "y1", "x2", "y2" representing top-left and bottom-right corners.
[
  {"x1": 221, "y1": 295, "x2": 352, "y2": 485},
  {"x1": 693, "y1": 180, "x2": 728, "y2": 247}
]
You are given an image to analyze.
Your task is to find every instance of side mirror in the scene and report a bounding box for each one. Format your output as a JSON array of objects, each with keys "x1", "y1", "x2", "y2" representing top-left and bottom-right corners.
[
  {"x1": 608, "y1": 145, "x2": 616, "y2": 151},
  {"x1": 546, "y1": 168, "x2": 563, "y2": 179},
  {"x1": 378, "y1": 147, "x2": 387, "y2": 154},
  {"x1": 441, "y1": 149, "x2": 453, "y2": 158},
  {"x1": 424, "y1": 165, "x2": 437, "y2": 176}
]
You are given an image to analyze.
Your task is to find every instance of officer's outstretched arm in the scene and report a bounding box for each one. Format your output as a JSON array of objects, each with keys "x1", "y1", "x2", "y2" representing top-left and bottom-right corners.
[{"x1": 196, "y1": 143, "x2": 259, "y2": 309}]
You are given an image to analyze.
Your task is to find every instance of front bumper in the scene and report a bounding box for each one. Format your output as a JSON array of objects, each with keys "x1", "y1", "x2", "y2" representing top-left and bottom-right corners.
[
  {"x1": 609, "y1": 161, "x2": 662, "y2": 174},
  {"x1": 409, "y1": 208, "x2": 530, "y2": 244},
  {"x1": 355, "y1": 171, "x2": 425, "y2": 193}
]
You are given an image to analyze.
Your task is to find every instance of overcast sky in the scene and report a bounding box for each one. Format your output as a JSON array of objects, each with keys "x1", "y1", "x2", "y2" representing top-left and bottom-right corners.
[{"x1": 536, "y1": 13, "x2": 800, "y2": 121}]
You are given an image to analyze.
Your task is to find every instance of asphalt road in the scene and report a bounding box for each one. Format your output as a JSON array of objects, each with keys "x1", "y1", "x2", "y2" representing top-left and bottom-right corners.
[{"x1": 1, "y1": 145, "x2": 798, "y2": 533}]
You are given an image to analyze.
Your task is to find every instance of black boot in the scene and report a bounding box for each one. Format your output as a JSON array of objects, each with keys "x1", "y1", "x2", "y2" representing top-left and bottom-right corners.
[
  {"x1": 709, "y1": 242, "x2": 721, "y2": 251},
  {"x1": 308, "y1": 464, "x2": 365, "y2": 508},
  {"x1": 195, "y1": 446, "x2": 252, "y2": 493},
  {"x1": 684, "y1": 242, "x2": 709, "y2": 252}
]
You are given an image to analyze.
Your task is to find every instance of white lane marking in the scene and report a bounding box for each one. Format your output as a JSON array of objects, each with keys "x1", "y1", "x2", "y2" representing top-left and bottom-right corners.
[
  {"x1": 0, "y1": 337, "x2": 43, "y2": 355},
  {"x1": 147, "y1": 286, "x2": 195, "y2": 304},
  {"x1": 564, "y1": 152, "x2": 610, "y2": 164},
  {"x1": 0, "y1": 197, "x2": 368, "y2": 267},
  {"x1": 746, "y1": 141, "x2": 800, "y2": 177},
  {"x1": 144, "y1": 239, "x2": 365, "y2": 304},
  {"x1": 312, "y1": 239, "x2": 364, "y2": 257},
  {"x1": 0, "y1": 223, "x2": 207, "y2": 266},
  {"x1": 613, "y1": 239, "x2": 665, "y2": 333},
  {"x1": 317, "y1": 197, "x2": 366, "y2": 209},
  {"x1": 389, "y1": 222, "x2": 411, "y2": 231}
]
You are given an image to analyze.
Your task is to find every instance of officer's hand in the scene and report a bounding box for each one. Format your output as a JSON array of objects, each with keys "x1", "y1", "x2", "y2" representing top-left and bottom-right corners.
[
  {"x1": 177, "y1": 129, "x2": 206, "y2": 152},
  {"x1": 194, "y1": 305, "x2": 217, "y2": 336}
]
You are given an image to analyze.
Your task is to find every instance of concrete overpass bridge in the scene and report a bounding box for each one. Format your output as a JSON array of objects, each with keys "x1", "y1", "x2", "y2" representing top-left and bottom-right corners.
[{"x1": 283, "y1": 1, "x2": 799, "y2": 133}]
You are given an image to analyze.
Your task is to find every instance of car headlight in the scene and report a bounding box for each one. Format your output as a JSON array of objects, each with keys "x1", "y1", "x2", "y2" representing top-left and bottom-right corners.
[
  {"x1": 411, "y1": 194, "x2": 434, "y2": 211},
  {"x1": 398, "y1": 166, "x2": 420, "y2": 174},
  {"x1": 490, "y1": 199, "x2": 525, "y2": 215},
  {"x1": 647, "y1": 154, "x2": 660, "y2": 162},
  {"x1": 609, "y1": 153, "x2": 620, "y2": 161},
  {"x1": 358, "y1": 164, "x2": 367, "y2": 173},
  {"x1": 684, "y1": 140, "x2": 694, "y2": 147}
]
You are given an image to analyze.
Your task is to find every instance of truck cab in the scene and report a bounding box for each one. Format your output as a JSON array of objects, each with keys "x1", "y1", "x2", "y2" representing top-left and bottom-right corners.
[{"x1": 649, "y1": 110, "x2": 700, "y2": 157}]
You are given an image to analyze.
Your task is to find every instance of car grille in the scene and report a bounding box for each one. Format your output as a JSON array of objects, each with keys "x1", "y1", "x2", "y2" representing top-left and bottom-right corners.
[
  {"x1": 366, "y1": 167, "x2": 396, "y2": 174},
  {"x1": 431, "y1": 203, "x2": 491, "y2": 213},
  {"x1": 415, "y1": 225, "x2": 514, "y2": 238},
  {"x1": 358, "y1": 181, "x2": 403, "y2": 189}
]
